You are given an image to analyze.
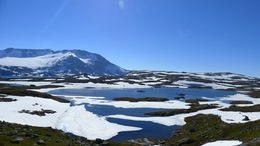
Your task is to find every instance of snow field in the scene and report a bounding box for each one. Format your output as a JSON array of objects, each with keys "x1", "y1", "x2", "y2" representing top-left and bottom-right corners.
[
  {"x1": 0, "y1": 80, "x2": 260, "y2": 142},
  {"x1": 0, "y1": 53, "x2": 77, "y2": 69},
  {"x1": 0, "y1": 95, "x2": 140, "y2": 140},
  {"x1": 0, "y1": 96, "x2": 69, "y2": 127}
]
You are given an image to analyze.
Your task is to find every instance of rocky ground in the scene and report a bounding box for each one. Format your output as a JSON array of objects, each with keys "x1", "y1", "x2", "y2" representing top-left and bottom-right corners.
[
  {"x1": 14, "y1": 70, "x2": 259, "y2": 91},
  {"x1": 0, "y1": 121, "x2": 123, "y2": 146}
]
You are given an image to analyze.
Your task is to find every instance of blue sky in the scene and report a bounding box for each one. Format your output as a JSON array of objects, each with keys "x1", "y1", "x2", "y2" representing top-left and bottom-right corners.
[{"x1": 0, "y1": 0, "x2": 259, "y2": 77}]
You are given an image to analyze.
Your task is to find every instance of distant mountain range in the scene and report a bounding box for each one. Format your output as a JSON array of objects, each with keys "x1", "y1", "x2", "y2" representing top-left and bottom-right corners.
[{"x1": 0, "y1": 48, "x2": 128, "y2": 77}]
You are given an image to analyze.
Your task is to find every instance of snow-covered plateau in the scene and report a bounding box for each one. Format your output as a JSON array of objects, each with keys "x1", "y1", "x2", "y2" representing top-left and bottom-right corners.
[{"x1": 0, "y1": 74, "x2": 260, "y2": 145}]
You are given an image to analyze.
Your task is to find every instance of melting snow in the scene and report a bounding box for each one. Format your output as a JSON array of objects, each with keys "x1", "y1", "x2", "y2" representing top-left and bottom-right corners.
[
  {"x1": 0, "y1": 96, "x2": 69, "y2": 127},
  {"x1": 202, "y1": 140, "x2": 242, "y2": 146},
  {"x1": 174, "y1": 80, "x2": 232, "y2": 89},
  {"x1": 56, "y1": 105, "x2": 141, "y2": 140},
  {"x1": 0, "y1": 80, "x2": 260, "y2": 142}
]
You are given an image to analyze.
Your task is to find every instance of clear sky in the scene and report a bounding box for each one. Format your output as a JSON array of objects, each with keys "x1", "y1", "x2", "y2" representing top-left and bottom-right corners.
[{"x1": 0, "y1": 0, "x2": 259, "y2": 77}]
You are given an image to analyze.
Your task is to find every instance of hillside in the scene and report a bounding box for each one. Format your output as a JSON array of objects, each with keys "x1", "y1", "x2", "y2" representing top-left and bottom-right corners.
[{"x1": 0, "y1": 48, "x2": 128, "y2": 77}]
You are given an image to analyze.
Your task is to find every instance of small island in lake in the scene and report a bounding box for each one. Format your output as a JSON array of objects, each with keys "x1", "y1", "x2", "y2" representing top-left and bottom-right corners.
[{"x1": 113, "y1": 97, "x2": 169, "y2": 102}]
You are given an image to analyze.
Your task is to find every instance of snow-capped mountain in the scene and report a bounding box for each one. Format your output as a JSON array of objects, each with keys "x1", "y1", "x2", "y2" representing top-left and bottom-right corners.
[{"x1": 0, "y1": 48, "x2": 128, "y2": 77}]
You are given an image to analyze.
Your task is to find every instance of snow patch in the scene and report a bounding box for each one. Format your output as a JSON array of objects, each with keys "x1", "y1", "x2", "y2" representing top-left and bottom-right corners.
[
  {"x1": 202, "y1": 140, "x2": 242, "y2": 146},
  {"x1": 79, "y1": 58, "x2": 92, "y2": 64},
  {"x1": 175, "y1": 80, "x2": 231, "y2": 89},
  {"x1": 56, "y1": 105, "x2": 141, "y2": 140}
]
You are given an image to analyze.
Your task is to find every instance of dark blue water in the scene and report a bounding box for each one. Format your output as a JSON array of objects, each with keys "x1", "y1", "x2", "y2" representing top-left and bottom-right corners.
[
  {"x1": 49, "y1": 87, "x2": 236, "y2": 142},
  {"x1": 49, "y1": 87, "x2": 236, "y2": 100},
  {"x1": 85, "y1": 104, "x2": 165, "y2": 117},
  {"x1": 107, "y1": 118, "x2": 180, "y2": 142}
]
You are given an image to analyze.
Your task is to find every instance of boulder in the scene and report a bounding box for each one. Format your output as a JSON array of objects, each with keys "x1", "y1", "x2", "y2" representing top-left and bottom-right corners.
[
  {"x1": 37, "y1": 140, "x2": 46, "y2": 145},
  {"x1": 243, "y1": 116, "x2": 250, "y2": 121},
  {"x1": 10, "y1": 137, "x2": 24, "y2": 144},
  {"x1": 177, "y1": 138, "x2": 195, "y2": 146}
]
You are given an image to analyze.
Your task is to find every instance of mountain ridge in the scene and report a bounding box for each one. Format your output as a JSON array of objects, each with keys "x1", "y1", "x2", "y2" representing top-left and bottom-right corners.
[{"x1": 0, "y1": 48, "x2": 128, "y2": 77}]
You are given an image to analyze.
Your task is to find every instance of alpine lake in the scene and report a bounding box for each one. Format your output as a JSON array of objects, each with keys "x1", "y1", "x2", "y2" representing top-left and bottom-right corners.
[{"x1": 49, "y1": 87, "x2": 237, "y2": 142}]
